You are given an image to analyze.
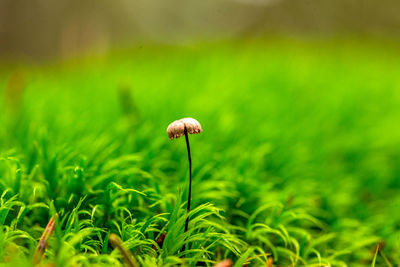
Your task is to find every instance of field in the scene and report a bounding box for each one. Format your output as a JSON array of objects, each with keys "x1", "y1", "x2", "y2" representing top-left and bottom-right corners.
[{"x1": 1, "y1": 38, "x2": 400, "y2": 266}]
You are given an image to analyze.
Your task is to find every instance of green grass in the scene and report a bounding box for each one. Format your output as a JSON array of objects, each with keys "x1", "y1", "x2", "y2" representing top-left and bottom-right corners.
[{"x1": 0, "y1": 38, "x2": 400, "y2": 266}]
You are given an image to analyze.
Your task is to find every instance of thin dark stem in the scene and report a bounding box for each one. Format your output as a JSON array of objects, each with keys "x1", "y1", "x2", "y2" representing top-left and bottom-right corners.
[{"x1": 182, "y1": 127, "x2": 192, "y2": 252}]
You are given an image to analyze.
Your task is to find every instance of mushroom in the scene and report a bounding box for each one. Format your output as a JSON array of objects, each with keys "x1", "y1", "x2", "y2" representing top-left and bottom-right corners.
[
  {"x1": 167, "y1": 118, "x2": 202, "y2": 140},
  {"x1": 167, "y1": 117, "x2": 203, "y2": 251}
]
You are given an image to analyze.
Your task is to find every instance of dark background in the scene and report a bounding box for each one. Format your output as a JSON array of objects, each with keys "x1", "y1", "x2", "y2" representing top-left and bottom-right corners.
[{"x1": 1, "y1": 0, "x2": 400, "y2": 60}]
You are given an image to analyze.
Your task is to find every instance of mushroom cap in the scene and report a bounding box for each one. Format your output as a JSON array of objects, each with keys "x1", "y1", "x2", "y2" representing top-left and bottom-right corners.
[{"x1": 167, "y1": 117, "x2": 203, "y2": 140}]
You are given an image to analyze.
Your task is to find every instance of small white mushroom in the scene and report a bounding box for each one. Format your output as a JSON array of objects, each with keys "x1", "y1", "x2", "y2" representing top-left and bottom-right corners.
[
  {"x1": 167, "y1": 117, "x2": 203, "y2": 140},
  {"x1": 166, "y1": 117, "x2": 202, "y2": 252}
]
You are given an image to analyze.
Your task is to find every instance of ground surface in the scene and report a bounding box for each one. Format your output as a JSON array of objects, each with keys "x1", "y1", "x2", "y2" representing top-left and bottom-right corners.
[{"x1": 0, "y1": 38, "x2": 399, "y2": 266}]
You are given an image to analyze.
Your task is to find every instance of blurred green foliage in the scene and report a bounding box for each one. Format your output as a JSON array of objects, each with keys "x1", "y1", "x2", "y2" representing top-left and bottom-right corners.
[{"x1": 0, "y1": 39, "x2": 399, "y2": 266}]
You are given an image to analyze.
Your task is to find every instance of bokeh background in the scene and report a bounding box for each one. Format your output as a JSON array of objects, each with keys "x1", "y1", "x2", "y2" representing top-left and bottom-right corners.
[
  {"x1": 1, "y1": 0, "x2": 400, "y2": 266},
  {"x1": 1, "y1": 0, "x2": 400, "y2": 60}
]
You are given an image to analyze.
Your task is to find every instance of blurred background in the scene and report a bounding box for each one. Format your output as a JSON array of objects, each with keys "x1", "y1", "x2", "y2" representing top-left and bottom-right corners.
[
  {"x1": 1, "y1": 0, "x2": 400, "y2": 61},
  {"x1": 1, "y1": 0, "x2": 400, "y2": 265}
]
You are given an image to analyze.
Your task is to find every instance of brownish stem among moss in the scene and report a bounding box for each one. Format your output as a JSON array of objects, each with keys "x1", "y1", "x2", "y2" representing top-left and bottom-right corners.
[
  {"x1": 33, "y1": 216, "x2": 56, "y2": 265},
  {"x1": 109, "y1": 233, "x2": 140, "y2": 267}
]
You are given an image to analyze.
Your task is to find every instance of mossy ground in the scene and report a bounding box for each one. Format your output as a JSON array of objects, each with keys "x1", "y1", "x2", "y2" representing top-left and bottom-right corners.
[{"x1": 0, "y1": 38, "x2": 399, "y2": 266}]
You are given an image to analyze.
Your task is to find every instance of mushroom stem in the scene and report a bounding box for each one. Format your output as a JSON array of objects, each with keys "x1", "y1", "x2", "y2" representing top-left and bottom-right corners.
[{"x1": 183, "y1": 126, "x2": 192, "y2": 251}]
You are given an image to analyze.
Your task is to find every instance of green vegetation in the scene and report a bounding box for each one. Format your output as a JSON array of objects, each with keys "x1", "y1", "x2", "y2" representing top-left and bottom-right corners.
[{"x1": 0, "y1": 39, "x2": 400, "y2": 266}]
